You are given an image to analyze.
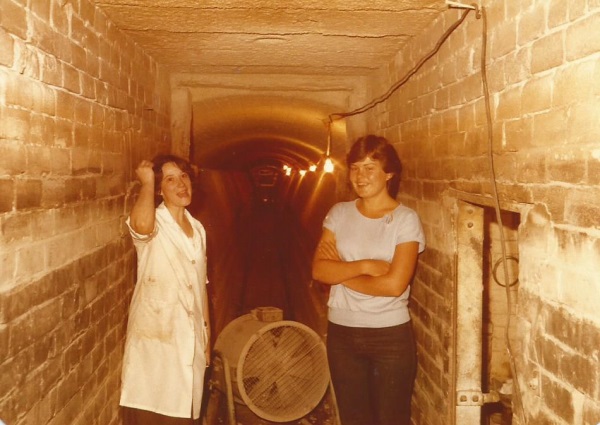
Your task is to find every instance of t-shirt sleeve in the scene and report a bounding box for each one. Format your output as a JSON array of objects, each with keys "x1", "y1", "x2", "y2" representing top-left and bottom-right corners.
[
  {"x1": 395, "y1": 209, "x2": 426, "y2": 253},
  {"x1": 322, "y1": 203, "x2": 343, "y2": 233}
]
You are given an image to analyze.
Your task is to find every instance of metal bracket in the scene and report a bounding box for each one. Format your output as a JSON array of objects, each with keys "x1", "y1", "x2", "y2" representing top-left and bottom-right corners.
[
  {"x1": 457, "y1": 390, "x2": 500, "y2": 406},
  {"x1": 445, "y1": 1, "x2": 477, "y2": 10}
]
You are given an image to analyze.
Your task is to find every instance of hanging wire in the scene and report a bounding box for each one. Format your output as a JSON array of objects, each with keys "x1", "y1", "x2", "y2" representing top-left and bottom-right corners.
[
  {"x1": 328, "y1": 8, "x2": 473, "y2": 122},
  {"x1": 323, "y1": 3, "x2": 528, "y2": 423},
  {"x1": 325, "y1": 117, "x2": 332, "y2": 156},
  {"x1": 323, "y1": 7, "x2": 474, "y2": 175},
  {"x1": 492, "y1": 256, "x2": 519, "y2": 288},
  {"x1": 479, "y1": 7, "x2": 526, "y2": 424}
]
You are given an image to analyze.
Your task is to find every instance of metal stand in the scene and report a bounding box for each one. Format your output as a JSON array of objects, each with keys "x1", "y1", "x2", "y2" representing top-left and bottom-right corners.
[
  {"x1": 206, "y1": 350, "x2": 236, "y2": 425},
  {"x1": 207, "y1": 350, "x2": 341, "y2": 425}
]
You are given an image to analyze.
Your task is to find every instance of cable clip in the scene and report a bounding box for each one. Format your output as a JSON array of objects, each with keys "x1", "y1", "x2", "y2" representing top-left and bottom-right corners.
[{"x1": 445, "y1": 0, "x2": 477, "y2": 10}]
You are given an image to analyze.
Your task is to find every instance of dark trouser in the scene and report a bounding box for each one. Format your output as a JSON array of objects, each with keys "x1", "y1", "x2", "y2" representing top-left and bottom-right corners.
[
  {"x1": 122, "y1": 407, "x2": 199, "y2": 425},
  {"x1": 327, "y1": 321, "x2": 417, "y2": 425}
]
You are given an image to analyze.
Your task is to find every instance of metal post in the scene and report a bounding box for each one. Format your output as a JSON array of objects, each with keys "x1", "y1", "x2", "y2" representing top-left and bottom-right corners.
[{"x1": 454, "y1": 201, "x2": 484, "y2": 424}]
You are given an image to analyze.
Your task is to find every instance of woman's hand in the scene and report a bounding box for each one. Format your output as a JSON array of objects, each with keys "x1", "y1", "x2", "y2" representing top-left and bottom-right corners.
[
  {"x1": 135, "y1": 160, "x2": 155, "y2": 187},
  {"x1": 129, "y1": 160, "x2": 157, "y2": 235},
  {"x1": 365, "y1": 260, "x2": 390, "y2": 277},
  {"x1": 313, "y1": 228, "x2": 388, "y2": 285},
  {"x1": 205, "y1": 344, "x2": 211, "y2": 367},
  {"x1": 316, "y1": 238, "x2": 341, "y2": 261},
  {"x1": 344, "y1": 241, "x2": 420, "y2": 297}
]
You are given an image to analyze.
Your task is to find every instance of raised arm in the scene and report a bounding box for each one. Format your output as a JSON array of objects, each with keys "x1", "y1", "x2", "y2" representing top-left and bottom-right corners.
[
  {"x1": 343, "y1": 241, "x2": 420, "y2": 297},
  {"x1": 312, "y1": 228, "x2": 390, "y2": 285},
  {"x1": 129, "y1": 160, "x2": 157, "y2": 235}
]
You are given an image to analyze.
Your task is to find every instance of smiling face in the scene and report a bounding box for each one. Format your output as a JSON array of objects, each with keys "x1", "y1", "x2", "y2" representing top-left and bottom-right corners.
[
  {"x1": 159, "y1": 162, "x2": 192, "y2": 208},
  {"x1": 349, "y1": 156, "x2": 392, "y2": 200}
]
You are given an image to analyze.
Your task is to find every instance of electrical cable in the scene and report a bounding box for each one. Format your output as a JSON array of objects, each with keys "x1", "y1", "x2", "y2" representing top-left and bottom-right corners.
[
  {"x1": 328, "y1": 8, "x2": 473, "y2": 122},
  {"x1": 492, "y1": 256, "x2": 519, "y2": 288},
  {"x1": 479, "y1": 7, "x2": 527, "y2": 425},
  {"x1": 324, "y1": 8, "x2": 473, "y2": 172},
  {"x1": 324, "y1": 4, "x2": 529, "y2": 423}
]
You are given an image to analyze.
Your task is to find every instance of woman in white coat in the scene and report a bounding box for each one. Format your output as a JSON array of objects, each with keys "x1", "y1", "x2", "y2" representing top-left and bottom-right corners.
[{"x1": 120, "y1": 155, "x2": 211, "y2": 425}]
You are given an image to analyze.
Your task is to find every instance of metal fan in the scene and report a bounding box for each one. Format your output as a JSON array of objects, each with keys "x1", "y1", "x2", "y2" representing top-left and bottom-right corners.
[{"x1": 210, "y1": 307, "x2": 332, "y2": 423}]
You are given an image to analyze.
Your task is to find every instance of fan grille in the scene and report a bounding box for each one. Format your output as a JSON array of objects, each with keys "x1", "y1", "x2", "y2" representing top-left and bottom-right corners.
[{"x1": 237, "y1": 323, "x2": 329, "y2": 422}]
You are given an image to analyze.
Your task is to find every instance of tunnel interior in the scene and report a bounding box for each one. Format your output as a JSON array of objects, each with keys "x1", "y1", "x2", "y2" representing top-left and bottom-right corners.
[
  {"x1": 1, "y1": 2, "x2": 598, "y2": 425},
  {"x1": 186, "y1": 95, "x2": 348, "y2": 342}
]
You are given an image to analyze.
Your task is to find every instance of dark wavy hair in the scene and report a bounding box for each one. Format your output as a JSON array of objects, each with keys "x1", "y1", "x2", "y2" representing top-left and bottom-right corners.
[
  {"x1": 151, "y1": 154, "x2": 195, "y2": 206},
  {"x1": 346, "y1": 135, "x2": 403, "y2": 198}
]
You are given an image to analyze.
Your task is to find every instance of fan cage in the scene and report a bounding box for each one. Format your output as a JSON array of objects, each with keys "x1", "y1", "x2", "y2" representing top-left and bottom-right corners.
[
  {"x1": 237, "y1": 322, "x2": 329, "y2": 422},
  {"x1": 214, "y1": 310, "x2": 329, "y2": 423}
]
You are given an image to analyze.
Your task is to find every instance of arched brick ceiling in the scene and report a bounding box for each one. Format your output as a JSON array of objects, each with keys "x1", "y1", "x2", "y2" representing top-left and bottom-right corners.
[
  {"x1": 190, "y1": 95, "x2": 346, "y2": 170},
  {"x1": 93, "y1": 0, "x2": 448, "y2": 170}
]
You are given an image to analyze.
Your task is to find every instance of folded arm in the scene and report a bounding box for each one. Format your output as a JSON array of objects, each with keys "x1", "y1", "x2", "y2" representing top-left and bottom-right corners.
[
  {"x1": 311, "y1": 228, "x2": 390, "y2": 285},
  {"x1": 343, "y1": 241, "x2": 420, "y2": 297}
]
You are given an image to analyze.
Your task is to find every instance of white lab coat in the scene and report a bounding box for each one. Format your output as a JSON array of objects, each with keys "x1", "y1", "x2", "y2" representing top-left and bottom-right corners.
[{"x1": 120, "y1": 203, "x2": 209, "y2": 419}]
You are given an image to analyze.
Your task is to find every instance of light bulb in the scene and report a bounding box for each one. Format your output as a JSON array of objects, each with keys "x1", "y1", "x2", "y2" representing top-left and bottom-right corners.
[{"x1": 324, "y1": 157, "x2": 334, "y2": 173}]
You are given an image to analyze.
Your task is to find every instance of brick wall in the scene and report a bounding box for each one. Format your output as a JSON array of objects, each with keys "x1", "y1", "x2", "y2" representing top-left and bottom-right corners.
[
  {"x1": 0, "y1": 1, "x2": 171, "y2": 424},
  {"x1": 351, "y1": 1, "x2": 600, "y2": 424}
]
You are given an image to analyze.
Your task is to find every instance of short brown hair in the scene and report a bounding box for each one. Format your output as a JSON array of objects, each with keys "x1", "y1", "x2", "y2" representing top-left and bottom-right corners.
[{"x1": 346, "y1": 135, "x2": 402, "y2": 197}]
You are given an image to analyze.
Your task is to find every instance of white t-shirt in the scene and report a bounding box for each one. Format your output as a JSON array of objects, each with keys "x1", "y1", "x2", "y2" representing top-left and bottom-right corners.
[{"x1": 323, "y1": 200, "x2": 426, "y2": 328}]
